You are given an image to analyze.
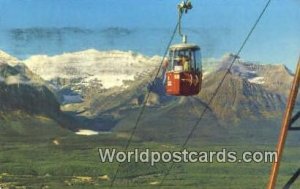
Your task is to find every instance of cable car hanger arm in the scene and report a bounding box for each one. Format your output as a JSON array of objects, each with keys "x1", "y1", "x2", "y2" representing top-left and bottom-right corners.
[{"x1": 178, "y1": 0, "x2": 192, "y2": 43}]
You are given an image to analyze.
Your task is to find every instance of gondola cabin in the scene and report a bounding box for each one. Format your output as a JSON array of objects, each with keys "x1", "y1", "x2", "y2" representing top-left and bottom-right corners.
[{"x1": 165, "y1": 43, "x2": 202, "y2": 96}]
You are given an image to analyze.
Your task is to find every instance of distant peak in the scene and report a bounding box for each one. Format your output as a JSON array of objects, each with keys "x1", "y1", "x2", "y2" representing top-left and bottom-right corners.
[{"x1": 0, "y1": 50, "x2": 21, "y2": 66}]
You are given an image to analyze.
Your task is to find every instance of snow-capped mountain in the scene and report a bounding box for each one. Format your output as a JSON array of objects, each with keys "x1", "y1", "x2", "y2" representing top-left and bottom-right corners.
[
  {"x1": 1, "y1": 50, "x2": 293, "y2": 131},
  {"x1": 21, "y1": 50, "x2": 294, "y2": 114},
  {"x1": 24, "y1": 49, "x2": 161, "y2": 89},
  {"x1": 0, "y1": 50, "x2": 22, "y2": 66},
  {"x1": 23, "y1": 49, "x2": 161, "y2": 104}
]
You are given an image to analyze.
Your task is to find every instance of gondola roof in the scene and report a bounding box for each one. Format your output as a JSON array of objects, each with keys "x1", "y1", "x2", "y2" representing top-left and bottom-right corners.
[{"x1": 169, "y1": 43, "x2": 200, "y2": 51}]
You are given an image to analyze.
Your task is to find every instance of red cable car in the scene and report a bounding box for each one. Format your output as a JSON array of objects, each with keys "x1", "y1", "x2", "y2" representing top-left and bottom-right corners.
[
  {"x1": 164, "y1": 0, "x2": 202, "y2": 96},
  {"x1": 165, "y1": 43, "x2": 202, "y2": 96}
]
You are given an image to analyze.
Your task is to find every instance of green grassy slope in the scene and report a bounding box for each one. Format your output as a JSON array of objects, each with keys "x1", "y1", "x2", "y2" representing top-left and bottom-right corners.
[{"x1": 0, "y1": 131, "x2": 299, "y2": 189}]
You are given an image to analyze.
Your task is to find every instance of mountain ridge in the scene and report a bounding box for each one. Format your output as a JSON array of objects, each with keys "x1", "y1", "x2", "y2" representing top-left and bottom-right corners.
[
  {"x1": 0, "y1": 49, "x2": 295, "y2": 139},
  {"x1": 0, "y1": 58, "x2": 79, "y2": 132}
]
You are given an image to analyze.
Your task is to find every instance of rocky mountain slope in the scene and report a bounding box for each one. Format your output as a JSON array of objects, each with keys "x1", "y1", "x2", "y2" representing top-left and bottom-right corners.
[
  {"x1": 0, "y1": 63, "x2": 57, "y2": 113},
  {"x1": 199, "y1": 70, "x2": 286, "y2": 121},
  {"x1": 205, "y1": 53, "x2": 293, "y2": 96},
  {"x1": 0, "y1": 55, "x2": 78, "y2": 132}
]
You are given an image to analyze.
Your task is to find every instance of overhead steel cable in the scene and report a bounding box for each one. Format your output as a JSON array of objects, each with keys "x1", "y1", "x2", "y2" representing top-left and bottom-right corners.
[
  {"x1": 158, "y1": 0, "x2": 272, "y2": 187},
  {"x1": 108, "y1": 13, "x2": 183, "y2": 189}
]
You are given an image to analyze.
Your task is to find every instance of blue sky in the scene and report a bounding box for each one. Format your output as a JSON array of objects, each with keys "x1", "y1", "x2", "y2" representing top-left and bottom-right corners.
[{"x1": 0, "y1": 0, "x2": 299, "y2": 70}]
